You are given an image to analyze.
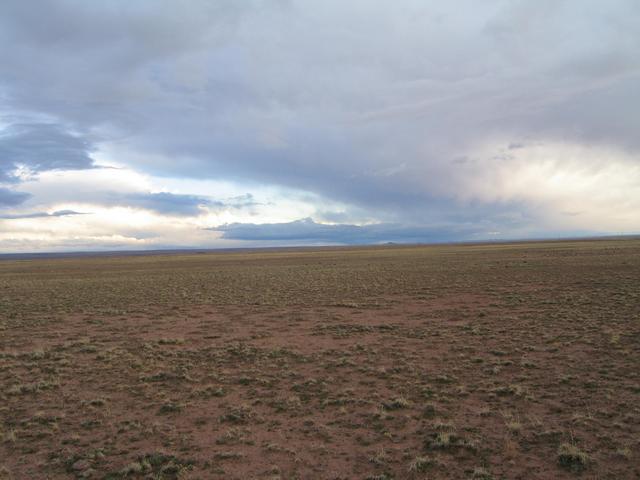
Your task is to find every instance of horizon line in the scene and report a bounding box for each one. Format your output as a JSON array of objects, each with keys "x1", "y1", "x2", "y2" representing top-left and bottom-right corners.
[{"x1": 1, "y1": 233, "x2": 638, "y2": 261}]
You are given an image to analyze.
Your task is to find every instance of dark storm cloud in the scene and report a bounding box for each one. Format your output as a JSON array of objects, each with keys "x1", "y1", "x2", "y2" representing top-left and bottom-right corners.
[
  {"x1": 0, "y1": 209, "x2": 86, "y2": 220},
  {"x1": 0, "y1": 123, "x2": 95, "y2": 181},
  {"x1": 0, "y1": 0, "x2": 638, "y2": 241},
  {"x1": 213, "y1": 218, "x2": 477, "y2": 244},
  {"x1": 0, "y1": 187, "x2": 31, "y2": 207}
]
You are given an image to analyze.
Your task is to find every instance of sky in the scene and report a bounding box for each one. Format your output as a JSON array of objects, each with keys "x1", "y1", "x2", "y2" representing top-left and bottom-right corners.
[{"x1": 0, "y1": 0, "x2": 638, "y2": 252}]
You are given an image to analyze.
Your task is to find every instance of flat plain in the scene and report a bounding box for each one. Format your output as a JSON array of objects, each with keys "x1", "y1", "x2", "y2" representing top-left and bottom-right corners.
[{"x1": 1, "y1": 239, "x2": 639, "y2": 479}]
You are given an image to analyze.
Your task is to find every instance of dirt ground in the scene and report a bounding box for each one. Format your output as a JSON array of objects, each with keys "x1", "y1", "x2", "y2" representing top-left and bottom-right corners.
[{"x1": 1, "y1": 240, "x2": 639, "y2": 479}]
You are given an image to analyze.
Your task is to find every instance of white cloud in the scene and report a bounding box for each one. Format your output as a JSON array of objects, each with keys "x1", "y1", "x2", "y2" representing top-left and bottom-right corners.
[{"x1": 454, "y1": 141, "x2": 640, "y2": 232}]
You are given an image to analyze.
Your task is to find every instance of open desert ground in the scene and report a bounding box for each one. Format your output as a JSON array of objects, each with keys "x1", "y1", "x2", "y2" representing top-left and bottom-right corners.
[{"x1": 1, "y1": 239, "x2": 639, "y2": 479}]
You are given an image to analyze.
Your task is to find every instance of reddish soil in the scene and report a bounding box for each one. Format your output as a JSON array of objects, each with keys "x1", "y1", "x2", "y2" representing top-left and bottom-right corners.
[{"x1": 1, "y1": 241, "x2": 639, "y2": 479}]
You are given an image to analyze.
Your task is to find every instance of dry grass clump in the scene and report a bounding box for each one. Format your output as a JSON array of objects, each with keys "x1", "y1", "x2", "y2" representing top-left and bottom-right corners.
[{"x1": 557, "y1": 443, "x2": 590, "y2": 471}]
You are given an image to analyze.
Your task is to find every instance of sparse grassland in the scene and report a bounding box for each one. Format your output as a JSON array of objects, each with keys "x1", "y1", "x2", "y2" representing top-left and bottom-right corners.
[{"x1": 0, "y1": 239, "x2": 639, "y2": 478}]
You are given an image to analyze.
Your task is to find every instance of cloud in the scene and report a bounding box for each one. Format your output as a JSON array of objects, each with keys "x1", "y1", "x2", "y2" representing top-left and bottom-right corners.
[
  {"x1": 115, "y1": 191, "x2": 265, "y2": 216},
  {"x1": 118, "y1": 192, "x2": 216, "y2": 216},
  {"x1": 0, "y1": 123, "x2": 95, "y2": 182},
  {"x1": 0, "y1": 187, "x2": 30, "y2": 207},
  {"x1": 0, "y1": 209, "x2": 86, "y2": 220},
  {"x1": 225, "y1": 193, "x2": 262, "y2": 209},
  {"x1": 212, "y1": 217, "x2": 479, "y2": 244},
  {"x1": 0, "y1": 0, "x2": 638, "y2": 251},
  {"x1": 16, "y1": 164, "x2": 272, "y2": 218}
]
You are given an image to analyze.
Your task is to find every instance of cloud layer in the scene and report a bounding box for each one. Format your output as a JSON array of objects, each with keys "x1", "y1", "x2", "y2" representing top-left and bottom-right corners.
[
  {"x1": 0, "y1": 209, "x2": 85, "y2": 220},
  {"x1": 0, "y1": 1, "x2": 638, "y2": 251},
  {"x1": 0, "y1": 123, "x2": 95, "y2": 180},
  {"x1": 215, "y1": 218, "x2": 479, "y2": 244}
]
